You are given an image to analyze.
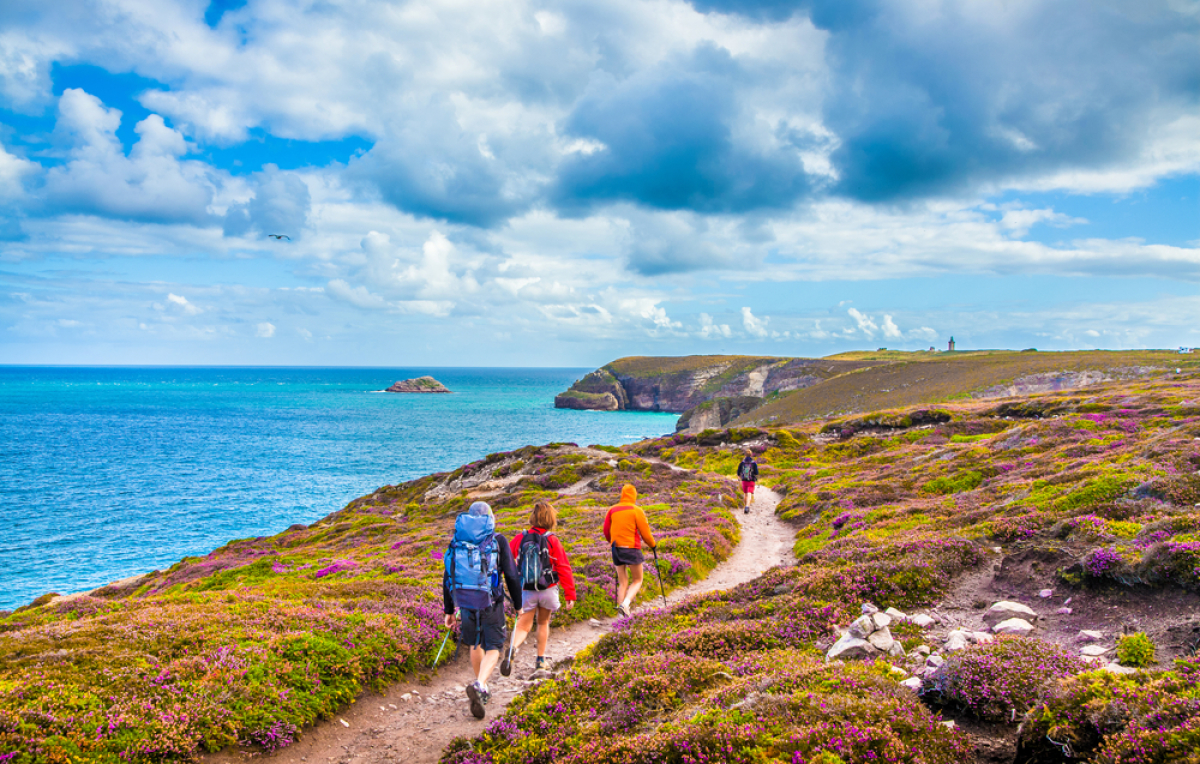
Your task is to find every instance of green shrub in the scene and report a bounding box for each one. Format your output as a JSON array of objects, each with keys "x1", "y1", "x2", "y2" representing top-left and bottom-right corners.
[{"x1": 1116, "y1": 632, "x2": 1156, "y2": 667}]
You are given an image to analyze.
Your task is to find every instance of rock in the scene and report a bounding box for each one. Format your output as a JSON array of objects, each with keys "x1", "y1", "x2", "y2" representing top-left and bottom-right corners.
[
  {"x1": 940, "y1": 720, "x2": 957, "y2": 729},
  {"x1": 826, "y1": 635, "x2": 878, "y2": 661},
  {"x1": 861, "y1": 602, "x2": 880, "y2": 615},
  {"x1": 339, "y1": 718, "x2": 350, "y2": 727},
  {"x1": 848, "y1": 615, "x2": 877, "y2": 639},
  {"x1": 992, "y1": 617, "x2": 1036, "y2": 636},
  {"x1": 971, "y1": 631, "x2": 995, "y2": 645},
  {"x1": 925, "y1": 654, "x2": 946, "y2": 670},
  {"x1": 589, "y1": 618, "x2": 603, "y2": 627},
  {"x1": 771, "y1": 583, "x2": 795, "y2": 596},
  {"x1": 1077, "y1": 629, "x2": 1104, "y2": 642},
  {"x1": 983, "y1": 601, "x2": 1038, "y2": 625},
  {"x1": 385, "y1": 376, "x2": 451, "y2": 393},
  {"x1": 1038, "y1": 589, "x2": 1054, "y2": 598},
  {"x1": 900, "y1": 676, "x2": 924, "y2": 692},
  {"x1": 1102, "y1": 663, "x2": 1138, "y2": 675},
  {"x1": 888, "y1": 665, "x2": 908, "y2": 677},
  {"x1": 885, "y1": 607, "x2": 908, "y2": 622},
  {"x1": 1080, "y1": 645, "x2": 1111, "y2": 657},
  {"x1": 944, "y1": 631, "x2": 970, "y2": 652},
  {"x1": 871, "y1": 612, "x2": 892, "y2": 630},
  {"x1": 914, "y1": 645, "x2": 931, "y2": 656},
  {"x1": 401, "y1": 693, "x2": 412, "y2": 701},
  {"x1": 868, "y1": 627, "x2": 895, "y2": 652},
  {"x1": 911, "y1": 614, "x2": 935, "y2": 629},
  {"x1": 1056, "y1": 607, "x2": 1073, "y2": 615},
  {"x1": 888, "y1": 642, "x2": 906, "y2": 658}
]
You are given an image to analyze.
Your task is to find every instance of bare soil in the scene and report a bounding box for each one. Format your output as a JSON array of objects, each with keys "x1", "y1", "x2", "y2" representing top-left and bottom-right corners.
[{"x1": 206, "y1": 486, "x2": 794, "y2": 764}]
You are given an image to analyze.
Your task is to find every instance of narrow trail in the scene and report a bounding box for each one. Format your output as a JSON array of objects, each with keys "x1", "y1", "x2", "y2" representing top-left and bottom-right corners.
[{"x1": 209, "y1": 485, "x2": 794, "y2": 764}]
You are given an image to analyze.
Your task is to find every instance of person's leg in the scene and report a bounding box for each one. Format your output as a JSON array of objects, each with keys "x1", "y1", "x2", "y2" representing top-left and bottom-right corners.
[
  {"x1": 535, "y1": 606, "x2": 552, "y2": 656},
  {"x1": 624, "y1": 563, "x2": 644, "y2": 605},
  {"x1": 477, "y1": 649, "x2": 501, "y2": 685},
  {"x1": 615, "y1": 564, "x2": 629, "y2": 605},
  {"x1": 512, "y1": 609, "x2": 535, "y2": 650},
  {"x1": 470, "y1": 645, "x2": 483, "y2": 677}
]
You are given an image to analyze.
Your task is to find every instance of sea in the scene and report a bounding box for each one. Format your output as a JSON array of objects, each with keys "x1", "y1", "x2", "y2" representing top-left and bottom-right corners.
[{"x1": 0, "y1": 367, "x2": 678, "y2": 611}]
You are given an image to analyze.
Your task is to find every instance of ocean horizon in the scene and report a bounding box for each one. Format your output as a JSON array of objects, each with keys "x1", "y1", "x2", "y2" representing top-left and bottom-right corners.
[{"x1": 0, "y1": 366, "x2": 678, "y2": 610}]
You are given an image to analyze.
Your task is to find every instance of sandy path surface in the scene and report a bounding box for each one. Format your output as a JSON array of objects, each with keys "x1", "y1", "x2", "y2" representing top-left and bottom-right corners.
[{"x1": 208, "y1": 485, "x2": 793, "y2": 764}]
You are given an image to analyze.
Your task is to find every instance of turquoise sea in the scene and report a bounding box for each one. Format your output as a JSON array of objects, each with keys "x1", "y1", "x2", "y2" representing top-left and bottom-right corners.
[{"x1": 0, "y1": 367, "x2": 677, "y2": 611}]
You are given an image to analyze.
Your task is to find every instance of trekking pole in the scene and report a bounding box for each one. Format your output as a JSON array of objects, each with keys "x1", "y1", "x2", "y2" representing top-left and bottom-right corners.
[
  {"x1": 432, "y1": 629, "x2": 452, "y2": 668},
  {"x1": 651, "y1": 547, "x2": 668, "y2": 608}
]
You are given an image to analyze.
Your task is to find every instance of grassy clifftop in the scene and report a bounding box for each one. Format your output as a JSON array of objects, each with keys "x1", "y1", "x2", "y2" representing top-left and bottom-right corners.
[
  {"x1": 449, "y1": 374, "x2": 1200, "y2": 764},
  {"x1": 0, "y1": 446, "x2": 740, "y2": 763}
]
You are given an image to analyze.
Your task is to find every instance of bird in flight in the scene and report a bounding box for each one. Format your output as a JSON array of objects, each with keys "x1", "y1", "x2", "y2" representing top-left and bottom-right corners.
[{"x1": 268, "y1": 234, "x2": 291, "y2": 240}]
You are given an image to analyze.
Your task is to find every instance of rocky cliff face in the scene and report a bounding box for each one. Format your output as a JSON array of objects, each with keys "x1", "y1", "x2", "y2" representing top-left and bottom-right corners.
[{"x1": 555, "y1": 356, "x2": 879, "y2": 430}]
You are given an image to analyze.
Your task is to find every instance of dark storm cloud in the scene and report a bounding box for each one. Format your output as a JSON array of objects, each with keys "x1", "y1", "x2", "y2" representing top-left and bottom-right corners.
[{"x1": 552, "y1": 44, "x2": 812, "y2": 215}]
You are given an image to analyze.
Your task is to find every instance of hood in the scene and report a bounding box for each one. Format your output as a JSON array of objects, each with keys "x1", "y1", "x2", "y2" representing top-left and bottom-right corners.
[{"x1": 619, "y1": 483, "x2": 637, "y2": 505}]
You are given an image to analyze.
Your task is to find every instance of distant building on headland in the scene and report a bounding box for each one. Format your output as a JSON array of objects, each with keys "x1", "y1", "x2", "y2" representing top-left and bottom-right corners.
[
  {"x1": 948, "y1": 337, "x2": 956, "y2": 352},
  {"x1": 1180, "y1": 347, "x2": 1194, "y2": 354}
]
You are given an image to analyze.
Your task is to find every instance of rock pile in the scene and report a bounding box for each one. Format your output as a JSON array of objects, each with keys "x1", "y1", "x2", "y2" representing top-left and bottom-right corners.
[{"x1": 826, "y1": 603, "x2": 922, "y2": 661}]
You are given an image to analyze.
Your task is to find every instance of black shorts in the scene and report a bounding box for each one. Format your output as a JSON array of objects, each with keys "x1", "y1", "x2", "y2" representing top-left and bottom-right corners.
[
  {"x1": 460, "y1": 602, "x2": 506, "y2": 651},
  {"x1": 611, "y1": 545, "x2": 644, "y2": 567}
]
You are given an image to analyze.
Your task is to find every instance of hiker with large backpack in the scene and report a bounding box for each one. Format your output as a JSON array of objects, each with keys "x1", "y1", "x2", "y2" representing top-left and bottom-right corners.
[
  {"x1": 501, "y1": 501, "x2": 576, "y2": 676},
  {"x1": 442, "y1": 501, "x2": 523, "y2": 720},
  {"x1": 737, "y1": 450, "x2": 759, "y2": 514},
  {"x1": 603, "y1": 483, "x2": 657, "y2": 617}
]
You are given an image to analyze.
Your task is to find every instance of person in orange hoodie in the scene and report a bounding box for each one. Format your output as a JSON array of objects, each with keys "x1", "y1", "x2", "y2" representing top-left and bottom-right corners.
[{"x1": 602, "y1": 483, "x2": 657, "y2": 617}]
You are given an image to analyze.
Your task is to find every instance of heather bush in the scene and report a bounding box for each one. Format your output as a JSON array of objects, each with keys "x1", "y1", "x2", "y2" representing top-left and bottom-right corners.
[
  {"x1": 925, "y1": 636, "x2": 1088, "y2": 722},
  {"x1": 1115, "y1": 632, "x2": 1156, "y2": 667}
]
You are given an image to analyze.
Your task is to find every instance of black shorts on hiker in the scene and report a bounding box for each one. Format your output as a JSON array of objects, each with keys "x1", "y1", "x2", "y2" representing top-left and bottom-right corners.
[
  {"x1": 460, "y1": 602, "x2": 506, "y2": 651},
  {"x1": 611, "y1": 544, "x2": 644, "y2": 567}
]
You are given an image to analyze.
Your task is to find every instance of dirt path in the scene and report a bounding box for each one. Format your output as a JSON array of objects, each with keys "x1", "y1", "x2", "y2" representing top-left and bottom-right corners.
[{"x1": 209, "y1": 486, "x2": 793, "y2": 764}]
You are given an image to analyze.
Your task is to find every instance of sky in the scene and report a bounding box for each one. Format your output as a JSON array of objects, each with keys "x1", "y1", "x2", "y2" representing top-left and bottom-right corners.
[{"x1": 0, "y1": 0, "x2": 1197, "y2": 367}]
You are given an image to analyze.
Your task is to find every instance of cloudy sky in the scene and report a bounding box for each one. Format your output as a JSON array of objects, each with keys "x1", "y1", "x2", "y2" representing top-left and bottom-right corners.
[{"x1": 1, "y1": 0, "x2": 1197, "y2": 366}]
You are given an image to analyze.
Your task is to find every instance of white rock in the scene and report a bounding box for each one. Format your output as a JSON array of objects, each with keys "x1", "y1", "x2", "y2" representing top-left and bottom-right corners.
[
  {"x1": 826, "y1": 635, "x2": 878, "y2": 661},
  {"x1": 885, "y1": 607, "x2": 908, "y2": 622},
  {"x1": 911, "y1": 614, "x2": 936, "y2": 628},
  {"x1": 944, "y1": 632, "x2": 970, "y2": 652},
  {"x1": 1080, "y1": 645, "x2": 1111, "y2": 657},
  {"x1": 401, "y1": 693, "x2": 412, "y2": 701},
  {"x1": 1056, "y1": 607, "x2": 1073, "y2": 615},
  {"x1": 861, "y1": 602, "x2": 880, "y2": 615},
  {"x1": 1103, "y1": 663, "x2": 1138, "y2": 674},
  {"x1": 901, "y1": 676, "x2": 924, "y2": 691},
  {"x1": 1077, "y1": 630, "x2": 1104, "y2": 642},
  {"x1": 339, "y1": 718, "x2": 350, "y2": 727},
  {"x1": 971, "y1": 631, "x2": 995, "y2": 645},
  {"x1": 868, "y1": 627, "x2": 895, "y2": 652},
  {"x1": 1038, "y1": 589, "x2": 1054, "y2": 598},
  {"x1": 589, "y1": 618, "x2": 603, "y2": 627},
  {"x1": 925, "y1": 654, "x2": 945, "y2": 670},
  {"x1": 992, "y1": 617, "x2": 1036, "y2": 636},
  {"x1": 888, "y1": 664, "x2": 908, "y2": 677},
  {"x1": 940, "y1": 720, "x2": 958, "y2": 729},
  {"x1": 992, "y1": 546, "x2": 1002, "y2": 553},
  {"x1": 848, "y1": 614, "x2": 877, "y2": 639},
  {"x1": 914, "y1": 645, "x2": 932, "y2": 656},
  {"x1": 984, "y1": 601, "x2": 1038, "y2": 625},
  {"x1": 872, "y1": 612, "x2": 892, "y2": 630}
]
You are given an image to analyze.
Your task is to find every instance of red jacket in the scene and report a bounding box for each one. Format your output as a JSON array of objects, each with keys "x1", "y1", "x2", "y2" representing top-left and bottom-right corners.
[{"x1": 509, "y1": 527, "x2": 577, "y2": 601}]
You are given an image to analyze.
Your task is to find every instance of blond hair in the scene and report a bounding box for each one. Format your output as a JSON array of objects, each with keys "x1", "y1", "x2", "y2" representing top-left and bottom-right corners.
[{"x1": 531, "y1": 501, "x2": 557, "y2": 530}]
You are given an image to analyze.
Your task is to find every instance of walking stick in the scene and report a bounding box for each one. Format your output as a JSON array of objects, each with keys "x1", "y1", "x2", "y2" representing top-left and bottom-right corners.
[
  {"x1": 651, "y1": 547, "x2": 668, "y2": 608},
  {"x1": 432, "y1": 629, "x2": 452, "y2": 668}
]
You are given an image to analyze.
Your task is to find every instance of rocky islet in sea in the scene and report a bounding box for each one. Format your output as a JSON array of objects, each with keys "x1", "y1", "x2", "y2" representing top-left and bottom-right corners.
[{"x1": 385, "y1": 375, "x2": 451, "y2": 393}]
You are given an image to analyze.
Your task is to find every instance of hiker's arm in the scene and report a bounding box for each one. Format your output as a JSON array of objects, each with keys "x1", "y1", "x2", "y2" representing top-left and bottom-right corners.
[
  {"x1": 636, "y1": 509, "x2": 657, "y2": 549},
  {"x1": 549, "y1": 535, "x2": 577, "y2": 601},
  {"x1": 602, "y1": 508, "x2": 613, "y2": 543},
  {"x1": 497, "y1": 537, "x2": 523, "y2": 610}
]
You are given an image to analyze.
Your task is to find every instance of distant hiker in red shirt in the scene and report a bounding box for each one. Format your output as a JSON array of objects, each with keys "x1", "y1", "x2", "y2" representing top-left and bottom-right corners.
[
  {"x1": 502, "y1": 501, "x2": 576, "y2": 676},
  {"x1": 737, "y1": 451, "x2": 759, "y2": 514},
  {"x1": 603, "y1": 483, "x2": 657, "y2": 617}
]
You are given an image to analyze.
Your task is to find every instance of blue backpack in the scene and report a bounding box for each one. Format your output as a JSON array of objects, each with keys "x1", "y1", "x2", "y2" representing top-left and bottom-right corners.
[{"x1": 444, "y1": 511, "x2": 501, "y2": 610}]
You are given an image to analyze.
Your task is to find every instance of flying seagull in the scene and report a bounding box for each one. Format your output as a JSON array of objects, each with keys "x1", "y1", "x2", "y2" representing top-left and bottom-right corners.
[{"x1": 268, "y1": 234, "x2": 291, "y2": 240}]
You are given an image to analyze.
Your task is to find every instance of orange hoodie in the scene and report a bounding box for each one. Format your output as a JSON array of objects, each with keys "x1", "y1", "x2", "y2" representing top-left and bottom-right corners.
[{"x1": 603, "y1": 484, "x2": 657, "y2": 550}]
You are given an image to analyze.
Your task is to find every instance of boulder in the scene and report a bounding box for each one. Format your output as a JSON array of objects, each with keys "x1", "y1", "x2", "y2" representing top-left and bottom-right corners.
[
  {"x1": 944, "y1": 631, "x2": 970, "y2": 652},
  {"x1": 900, "y1": 676, "x2": 924, "y2": 692},
  {"x1": 861, "y1": 603, "x2": 880, "y2": 615},
  {"x1": 914, "y1": 645, "x2": 932, "y2": 656},
  {"x1": 992, "y1": 617, "x2": 1036, "y2": 636},
  {"x1": 983, "y1": 601, "x2": 1038, "y2": 625},
  {"x1": 848, "y1": 615, "x2": 876, "y2": 639},
  {"x1": 971, "y1": 631, "x2": 995, "y2": 645},
  {"x1": 826, "y1": 635, "x2": 878, "y2": 661},
  {"x1": 887, "y1": 641, "x2": 906, "y2": 658},
  {"x1": 911, "y1": 614, "x2": 936, "y2": 629},
  {"x1": 871, "y1": 612, "x2": 892, "y2": 631},
  {"x1": 868, "y1": 627, "x2": 895, "y2": 652},
  {"x1": 925, "y1": 654, "x2": 945, "y2": 671},
  {"x1": 885, "y1": 607, "x2": 908, "y2": 622}
]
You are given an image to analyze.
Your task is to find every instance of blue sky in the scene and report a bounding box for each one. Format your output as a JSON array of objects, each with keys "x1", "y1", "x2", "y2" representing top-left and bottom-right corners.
[{"x1": 0, "y1": 0, "x2": 1197, "y2": 366}]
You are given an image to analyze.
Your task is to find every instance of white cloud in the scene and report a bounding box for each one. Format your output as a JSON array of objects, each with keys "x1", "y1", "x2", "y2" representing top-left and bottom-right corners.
[
  {"x1": 847, "y1": 307, "x2": 878, "y2": 338},
  {"x1": 166, "y1": 293, "x2": 201, "y2": 315},
  {"x1": 256, "y1": 322, "x2": 275, "y2": 338},
  {"x1": 882, "y1": 314, "x2": 902, "y2": 339},
  {"x1": 742, "y1": 306, "x2": 769, "y2": 338},
  {"x1": 698, "y1": 312, "x2": 732, "y2": 339}
]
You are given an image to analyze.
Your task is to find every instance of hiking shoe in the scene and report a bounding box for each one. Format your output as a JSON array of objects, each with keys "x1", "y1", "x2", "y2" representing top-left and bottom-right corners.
[
  {"x1": 617, "y1": 602, "x2": 631, "y2": 618},
  {"x1": 500, "y1": 645, "x2": 516, "y2": 677},
  {"x1": 466, "y1": 681, "x2": 487, "y2": 719},
  {"x1": 536, "y1": 656, "x2": 546, "y2": 670},
  {"x1": 744, "y1": 507, "x2": 750, "y2": 514}
]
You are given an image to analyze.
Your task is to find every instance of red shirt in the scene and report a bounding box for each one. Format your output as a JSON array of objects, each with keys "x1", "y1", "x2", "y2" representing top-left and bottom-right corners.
[{"x1": 509, "y1": 527, "x2": 577, "y2": 601}]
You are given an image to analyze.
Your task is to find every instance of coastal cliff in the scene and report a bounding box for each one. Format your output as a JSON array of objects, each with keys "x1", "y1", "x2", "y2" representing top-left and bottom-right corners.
[{"x1": 555, "y1": 355, "x2": 879, "y2": 429}]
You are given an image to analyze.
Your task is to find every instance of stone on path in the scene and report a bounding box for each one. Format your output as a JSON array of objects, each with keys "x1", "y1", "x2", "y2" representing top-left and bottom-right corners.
[
  {"x1": 1038, "y1": 589, "x2": 1054, "y2": 598},
  {"x1": 1077, "y1": 629, "x2": 1104, "y2": 642},
  {"x1": 1080, "y1": 645, "x2": 1111, "y2": 657},
  {"x1": 992, "y1": 617, "x2": 1035, "y2": 636},
  {"x1": 984, "y1": 601, "x2": 1038, "y2": 625},
  {"x1": 911, "y1": 614, "x2": 935, "y2": 628}
]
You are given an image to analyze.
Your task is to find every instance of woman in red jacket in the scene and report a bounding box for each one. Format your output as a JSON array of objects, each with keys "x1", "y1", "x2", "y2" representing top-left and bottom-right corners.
[{"x1": 501, "y1": 501, "x2": 576, "y2": 675}]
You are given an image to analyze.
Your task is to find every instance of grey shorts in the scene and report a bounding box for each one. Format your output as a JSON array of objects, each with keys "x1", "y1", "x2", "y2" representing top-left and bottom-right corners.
[
  {"x1": 611, "y1": 545, "x2": 644, "y2": 567},
  {"x1": 519, "y1": 586, "x2": 561, "y2": 613}
]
